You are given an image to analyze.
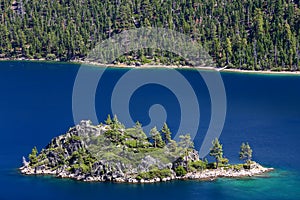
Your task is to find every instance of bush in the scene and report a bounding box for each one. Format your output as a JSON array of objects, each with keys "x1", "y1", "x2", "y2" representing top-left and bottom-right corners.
[
  {"x1": 70, "y1": 135, "x2": 81, "y2": 141},
  {"x1": 190, "y1": 160, "x2": 207, "y2": 171},
  {"x1": 124, "y1": 140, "x2": 137, "y2": 148},
  {"x1": 80, "y1": 163, "x2": 90, "y2": 173},
  {"x1": 46, "y1": 53, "x2": 56, "y2": 60},
  {"x1": 232, "y1": 164, "x2": 244, "y2": 171},
  {"x1": 136, "y1": 168, "x2": 172, "y2": 180},
  {"x1": 206, "y1": 162, "x2": 216, "y2": 169},
  {"x1": 70, "y1": 163, "x2": 90, "y2": 173},
  {"x1": 271, "y1": 67, "x2": 282, "y2": 72},
  {"x1": 220, "y1": 157, "x2": 229, "y2": 165},
  {"x1": 29, "y1": 147, "x2": 38, "y2": 165},
  {"x1": 243, "y1": 164, "x2": 251, "y2": 169},
  {"x1": 175, "y1": 166, "x2": 187, "y2": 177}
]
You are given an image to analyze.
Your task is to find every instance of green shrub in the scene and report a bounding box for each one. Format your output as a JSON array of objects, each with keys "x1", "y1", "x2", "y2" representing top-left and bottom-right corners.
[
  {"x1": 190, "y1": 160, "x2": 207, "y2": 171},
  {"x1": 124, "y1": 140, "x2": 137, "y2": 148},
  {"x1": 136, "y1": 168, "x2": 172, "y2": 180},
  {"x1": 70, "y1": 163, "x2": 90, "y2": 173},
  {"x1": 175, "y1": 166, "x2": 187, "y2": 176},
  {"x1": 243, "y1": 164, "x2": 251, "y2": 169},
  {"x1": 157, "y1": 168, "x2": 172, "y2": 178},
  {"x1": 80, "y1": 163, "x2": 90, "y2": 173},
  {"x1": 29, "y1": 147, "x2": 38, "y2": 166},
  {"x1": 220, "y1": 157, "x2": 229, "y2": 165},
  {"x1": 271, "y1": 67, "x2": 282, "y2": 72},
  {"x1": 206, "y1": 162, "x2": 216, "y2": 169},
  {"x1": 70, "y1": 135, "x2": 81, "y2": 141},
  {"x1": 232, "y1": 164, "x2": 244, "y2": 171},
  {"x1": 46, "y1": 53, "x2": 56, "y2": 60}
]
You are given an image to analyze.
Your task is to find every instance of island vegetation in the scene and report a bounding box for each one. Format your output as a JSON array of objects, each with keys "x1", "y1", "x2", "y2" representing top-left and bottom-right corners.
[
  {"x1": 20, "y1": 115, "x2": 273, "y2": 183},
  {"x1": 0, "y1": 0, "x2": 299, "y2": 71}
]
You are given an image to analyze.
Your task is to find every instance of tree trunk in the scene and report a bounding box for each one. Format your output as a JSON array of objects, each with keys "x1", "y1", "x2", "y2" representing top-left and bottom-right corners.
[{"x1": 185, "y1": 150, "x2": 188, "y2": 172}]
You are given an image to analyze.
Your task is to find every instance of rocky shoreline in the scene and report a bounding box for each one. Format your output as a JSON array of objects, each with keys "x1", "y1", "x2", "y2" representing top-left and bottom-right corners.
[
  {"x1": 19, "y1": 120, "x2": 274, "y2": 184},
  {"x1": 19, "y1": 161, "x2": 273, "y2": 183},
  {"x1": 182, "y1": 162, "x2": 274, "y2": 180}
]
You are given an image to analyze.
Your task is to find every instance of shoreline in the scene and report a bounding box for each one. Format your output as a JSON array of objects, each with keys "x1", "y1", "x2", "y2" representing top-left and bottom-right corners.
[
  {"x1": 1, "y1": 58, "x2": 300, "y2": 75},
  {"x1": 19, "y1": 161, "x2": 274, "y2": 183}
]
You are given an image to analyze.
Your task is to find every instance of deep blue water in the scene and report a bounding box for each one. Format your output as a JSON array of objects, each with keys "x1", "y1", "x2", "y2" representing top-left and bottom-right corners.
[{"x1": 0, "y1": 61, "x2": 300, "y2": 200}]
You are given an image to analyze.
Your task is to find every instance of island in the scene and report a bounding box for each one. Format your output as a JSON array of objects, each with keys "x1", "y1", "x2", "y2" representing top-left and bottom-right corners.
[{"x1": 20, "y1": 115, "x2": 273, "y2": 183}]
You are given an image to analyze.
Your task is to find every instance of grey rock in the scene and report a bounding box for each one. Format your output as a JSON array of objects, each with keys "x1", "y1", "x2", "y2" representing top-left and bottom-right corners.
[{"x1": 22, "y1": 156, "x2": 29, "y2": 167}]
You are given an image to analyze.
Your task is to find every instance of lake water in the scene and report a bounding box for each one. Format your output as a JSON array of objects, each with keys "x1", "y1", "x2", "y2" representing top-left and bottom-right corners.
[{"x1": 0, "y1": 61, "x2": 299, "y2": 200}]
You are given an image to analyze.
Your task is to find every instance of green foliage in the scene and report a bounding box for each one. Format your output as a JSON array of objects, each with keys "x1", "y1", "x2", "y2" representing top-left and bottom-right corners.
[
  {"x1": 150, "y1": 127, "x2": 165, "y2": 148},
  {"x1": 28, "y1": 146, "x2": 38, "y2": 165},
  {"x1": 67, "y1": 148, "x2": 95, "y2": 173},
  {"x1": 46, "y1": 54, "x2": 56, "y2": 60},
  {"x1": 178, "y1": 134, "x2": 194, "y2": 149},
  {"x1": 232, "y1": 164, "x2": 244, "y2": 171},
  {"x1": 136, "y1": 168, "x2": 172, "y2": 180},
  {"x1": 167, "y1": 140, "x2": 177, "y2": 152},
  {"x1": 36, "y1": 150, "x2": 47, "y2": 160},
  {"x1": 105, "y1": 114, "x2": 112, "y2": 125},
  {"x1": 124, "y1": 140, "x2": 137, "y2": 148},
  {"x1": 209, "y1": 138, "x2": 223, "y2": 168},
  {"x1": 70, "y1": 163, "x2": 88, "y2": 173},
  {"x1": 104, "y1": 129, "x2": 123, "y2": 143},
  {"x1": 0, "y1": 0, "x2": 298, "y2": 70},
  {"x1": 207, "y1": 163, "x2": 217, "y2": 169},
  {"x1": 231, "y1": 163, "x2": 252, "y2": 171},
  {"x1": 70, "y1": 135, "x2": 81, "y2": 141},
  {"x1": 189, "y1": 160, "x2": 207, "y2": 171},
  {"x1": 243, "y1": 163, "x2": 251, "y2": 170},
  {"x1": 124, "y1": 122, "x2": 148, "y2": 148},
  {"x1": 178, "y1": 134, "x2": 194, "y2": 171},
  {"x1": 175, "y1": 166, "x2": 187, "y2": 177},
  {"x1": 220, "y1": 157, "x2": 229, "y2": 165},
  {"x1": 161, "y1": 123, "x2": 172, "y2": 144},
  {"x1": 239, "y1": 142, "x2": 253, "y2": 162}
]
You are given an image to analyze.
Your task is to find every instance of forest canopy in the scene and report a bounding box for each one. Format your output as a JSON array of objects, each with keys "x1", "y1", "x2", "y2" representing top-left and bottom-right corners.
[{"x1": 0, "y1": 0, "x2": 299, "y2": 71}]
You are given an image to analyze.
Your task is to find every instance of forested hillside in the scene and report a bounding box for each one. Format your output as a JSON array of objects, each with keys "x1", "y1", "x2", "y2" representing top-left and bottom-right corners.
[{"x1": 0, "y1": 0, "x2": 299, "y2": 71}]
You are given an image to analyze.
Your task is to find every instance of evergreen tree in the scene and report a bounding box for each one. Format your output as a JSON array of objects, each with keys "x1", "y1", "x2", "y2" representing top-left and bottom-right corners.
[
  {"x1": 105, "y1": 114, "x2": 112, "y2": 125},
  {"x1": 150, "y1": 127, "x2": 164, "y2": 148},
  {"x1": 178, "y1": 134, "x2": 194, "y2": 149},
  {"x1": 239, "y1": 142, "x2": 253, "y2": 163},
  {"x1": 178, "y1": 134, "x2": 194, "y2": 171},
  {"x1": 209, "y1": 138, "x2": 223, "y2": 168},
  {"x1": 133, "y1": 121, "x2": 147, "y2": 147},
  {"x1": 28, "y1": 146, "x2": 38, "y2": 165},
  {"x1": 161, "y1": 123, "x2": 172, "y2": 144}
]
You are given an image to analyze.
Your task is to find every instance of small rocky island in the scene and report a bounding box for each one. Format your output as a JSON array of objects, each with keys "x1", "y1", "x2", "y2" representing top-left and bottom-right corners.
[{"x1": 20, "y1": 116, "x2": 273, "y2": 183}]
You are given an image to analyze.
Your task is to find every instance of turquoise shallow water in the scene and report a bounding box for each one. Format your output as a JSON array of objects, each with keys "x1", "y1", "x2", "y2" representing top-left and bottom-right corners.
[{"x1": 0, "y1": 61, "x2": 300, "y2": 199}]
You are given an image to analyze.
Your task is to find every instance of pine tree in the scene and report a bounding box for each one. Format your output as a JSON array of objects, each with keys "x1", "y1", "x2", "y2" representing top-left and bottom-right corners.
[
  {"x1": 150, "y1": 127, "x2": 164, "y2": 148},
  {"x1": 239, "y1": 142, "x2": 253, "y2": 163},
  {"x1": 161, "y1": 123, "x2": 172, "y2": 144},
  {"x1": 105, "y1": 114, "x2": 112, "y2": 125},
  {"x1": 133, "y1": 121, "x2": 147, "y2": 147},
  {"x1": 209, "y1": 138, "x2": 223, "y2": 168},
  {"x1": 28, "y1": 146, "x2": 38, "y2": 165},
  {"x1": 178, "y1": 134, "x2": 194, "y2": 171}
]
